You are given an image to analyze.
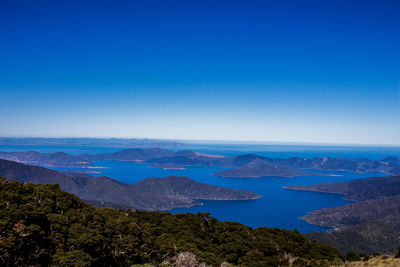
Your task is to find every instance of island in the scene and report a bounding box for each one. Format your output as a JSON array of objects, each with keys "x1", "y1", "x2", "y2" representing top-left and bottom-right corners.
[
  {"x1": 214, "y1": 157, "x2": 313, "y2": 178},
  {"x1": 1, "y1": 148, "x2": 398, "y2": 177},
  {"x1": 133, "y1": 176, "x2": 261, "y2": 200}
]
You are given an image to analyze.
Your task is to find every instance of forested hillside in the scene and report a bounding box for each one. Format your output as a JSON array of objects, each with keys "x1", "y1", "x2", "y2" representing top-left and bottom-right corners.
[
  {"x1": 286, "y1": 176, "x2": 400, "y2": 254},
  {"x1": 0, "y1": 177, "x2": 344, "y2": 266}
]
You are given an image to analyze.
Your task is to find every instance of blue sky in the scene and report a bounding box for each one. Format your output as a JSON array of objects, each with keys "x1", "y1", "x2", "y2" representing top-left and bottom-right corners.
[{"x1": 0, "y1": 0, "x2": 399, "y2": 145}]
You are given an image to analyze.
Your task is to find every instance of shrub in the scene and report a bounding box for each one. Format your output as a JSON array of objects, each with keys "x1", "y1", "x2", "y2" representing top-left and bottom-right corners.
[
  {"x1": 174, "y1": 252, "x2": 198, "y2": 267},
  {"x1": 395, "y1": 246, "x2": 400, "y2": 258}
]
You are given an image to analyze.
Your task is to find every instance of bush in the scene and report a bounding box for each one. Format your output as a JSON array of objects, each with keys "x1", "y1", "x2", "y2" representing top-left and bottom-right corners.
[
  {"x1": 330, "y1": 257, "x2": 343, "y2": 266},
  {"x1": 345, "y1": 251, "x2": 359, "y2": 261},
  {"x1": 395, "y1": 246, "x2": 400, "y2": 258}
]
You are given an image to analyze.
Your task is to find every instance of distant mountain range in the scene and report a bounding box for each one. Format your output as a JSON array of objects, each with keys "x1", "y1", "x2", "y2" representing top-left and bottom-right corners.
[
  {"x1": 0, "y1": 137, "x2": 187, "y2": 148},
  {"x1": 285, "y1": 175, "x2": 400, "y2": 202},
  {"x1": 0, "y1": 159, "x2": 260, "y2": 211},
  {"x1": 214, "y1": 157, "x2": 313, "y2": 178},
  {"x1": 82, "y1": 147, "x2": 175, "y2": 161},
  {"x1": 1, "y1": 148, "x2": 398, "y2": 177},
  {"x1": 285, "y1": 175, "x2": 400, "y2": 254},
  {"x1": 0, "y1": 151, "x2": 98, "y2": 168}
]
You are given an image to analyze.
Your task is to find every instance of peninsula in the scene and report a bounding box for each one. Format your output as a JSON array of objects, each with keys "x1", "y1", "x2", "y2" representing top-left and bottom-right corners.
[
  {"x1": 0, "y1": 158, "x2": 260, "y2": 211},
  {"x1": 285, "y1": 175, "x2": 400, "y2": 254}
]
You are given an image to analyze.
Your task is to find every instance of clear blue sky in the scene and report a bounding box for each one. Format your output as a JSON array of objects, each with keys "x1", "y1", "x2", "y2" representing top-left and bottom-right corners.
[{"x1": 0, "y1": 0, "x2": 399, "y2": 145}]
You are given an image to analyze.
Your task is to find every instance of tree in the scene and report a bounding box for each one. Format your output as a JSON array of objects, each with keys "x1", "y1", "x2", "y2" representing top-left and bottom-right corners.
[{"x1": 0, "y1": 177, "x2": 346, "y2": 266}]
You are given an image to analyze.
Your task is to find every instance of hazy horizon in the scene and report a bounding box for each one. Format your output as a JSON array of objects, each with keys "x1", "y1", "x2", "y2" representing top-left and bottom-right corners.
[{"x1": 1, "y1": 136, "x2": 399, "y2": 147}]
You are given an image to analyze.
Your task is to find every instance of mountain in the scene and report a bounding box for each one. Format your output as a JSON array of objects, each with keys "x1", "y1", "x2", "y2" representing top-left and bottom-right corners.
[
  {"x1": 144, "y1": 150, "x2": 227, "y2": 169},
  {"x1": 306, "y1": 221, "x2": 400, "y2": 255},
  {"x1": 0, "y1": 137, "x2": 187, "y2": 148},
  {"x1": 271, "y1": 156, "x2": 400, "y2": 175},
  {"x1": 285, "y1": 175, "x2": 400, "y2": 254},
  {"x1": 284, "y1": 175, "x2": 400, "y2": 202},
  {"x1": 1, "y1": 148, "x2": 398, "y2": 177},
  {"x1": 82, "y1": 147, "x2": 175, "y2": 161},
  {"x1": 133, "y1": 176, "x2": 261, "y2": 200},
  {"x1": 0, "y1": 159, "x2": 260, "y2": 210},
  {"x1": 0, "y1": 151, "x2": 95, "y2": 168},
  {"x1": 214, "y1": 157, "x2": 312, "y2": 178},
  {"x1": 303, "y1": 195, "x2": 400, "y2": 230},
  {"x1": 147, "y1": 152, "x2": 399, "y2": 177},
  {"x1": 0, "y1": 177, "x2": 345, "y2": 266},
  {"x1": 0, "y1": 159, "x2": 196, "y2": 210}
]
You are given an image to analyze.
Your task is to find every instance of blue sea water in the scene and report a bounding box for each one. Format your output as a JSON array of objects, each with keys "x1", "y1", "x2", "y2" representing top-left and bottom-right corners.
[
  {"x1": 84, "y1": 161, "x2": 386, "y2": 233},
  {"x1": 185, "y1": 143, "x2": 400, "y2": 159},
  {"x1": 0, "y1": 143, "x2": 398, "y2": 233}
]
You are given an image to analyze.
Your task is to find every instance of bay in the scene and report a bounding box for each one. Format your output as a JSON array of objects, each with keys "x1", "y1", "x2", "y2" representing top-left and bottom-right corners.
[{"x1": 0, "y1": 143, "x2": 396, "y2": 232}]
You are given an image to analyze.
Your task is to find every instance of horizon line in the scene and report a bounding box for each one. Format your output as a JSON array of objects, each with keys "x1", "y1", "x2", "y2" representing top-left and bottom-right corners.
[{"x1": 0, "y1": 135, "x2": 399, "y2": 148}]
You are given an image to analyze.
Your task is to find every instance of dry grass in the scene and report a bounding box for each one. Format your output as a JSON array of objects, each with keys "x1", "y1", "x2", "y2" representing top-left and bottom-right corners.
[{"x1": 335, "y1": 256, "x2": 400, "y2": 267}]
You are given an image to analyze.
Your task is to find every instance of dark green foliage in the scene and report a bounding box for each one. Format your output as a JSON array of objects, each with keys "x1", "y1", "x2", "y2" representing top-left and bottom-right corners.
[
  {"x1": 306, "y1": 221, "x2": 400, "y2": 255},
  {"x1": 358, "y1": 253, "x2": 369, "y2": 261},
  {"x1": 395, "y1": 246, "x2": 400, "y2": 258},
  {"x1": 345, "y1": 251, "x2": 360, "y2": 261},
  {"x1": 0, "y1": 177, "x2": 344, "y2": 266}
]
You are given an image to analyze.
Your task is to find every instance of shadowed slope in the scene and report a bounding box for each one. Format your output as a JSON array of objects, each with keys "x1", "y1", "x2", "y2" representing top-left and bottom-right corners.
[
  {"x1": 133, "y1": 176, "x2": 261, "y2": 200},
  {"x1": 0, "y1": 159, "x2": 196, "y2": 210}
]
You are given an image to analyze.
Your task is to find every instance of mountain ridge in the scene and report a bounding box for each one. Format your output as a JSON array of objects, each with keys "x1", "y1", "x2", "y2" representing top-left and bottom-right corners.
[
  {"x1": 133, "y1": 176, "x2": 261, "y2": 200},
  {"x1": 1, "y1": 148, "x2": 398, "y2": 177}
]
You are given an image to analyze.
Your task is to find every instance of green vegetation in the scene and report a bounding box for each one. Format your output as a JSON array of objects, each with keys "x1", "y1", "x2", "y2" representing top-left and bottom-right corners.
[{"x1": 0, "y1": 177, "x2": 344, "y2": 266}]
